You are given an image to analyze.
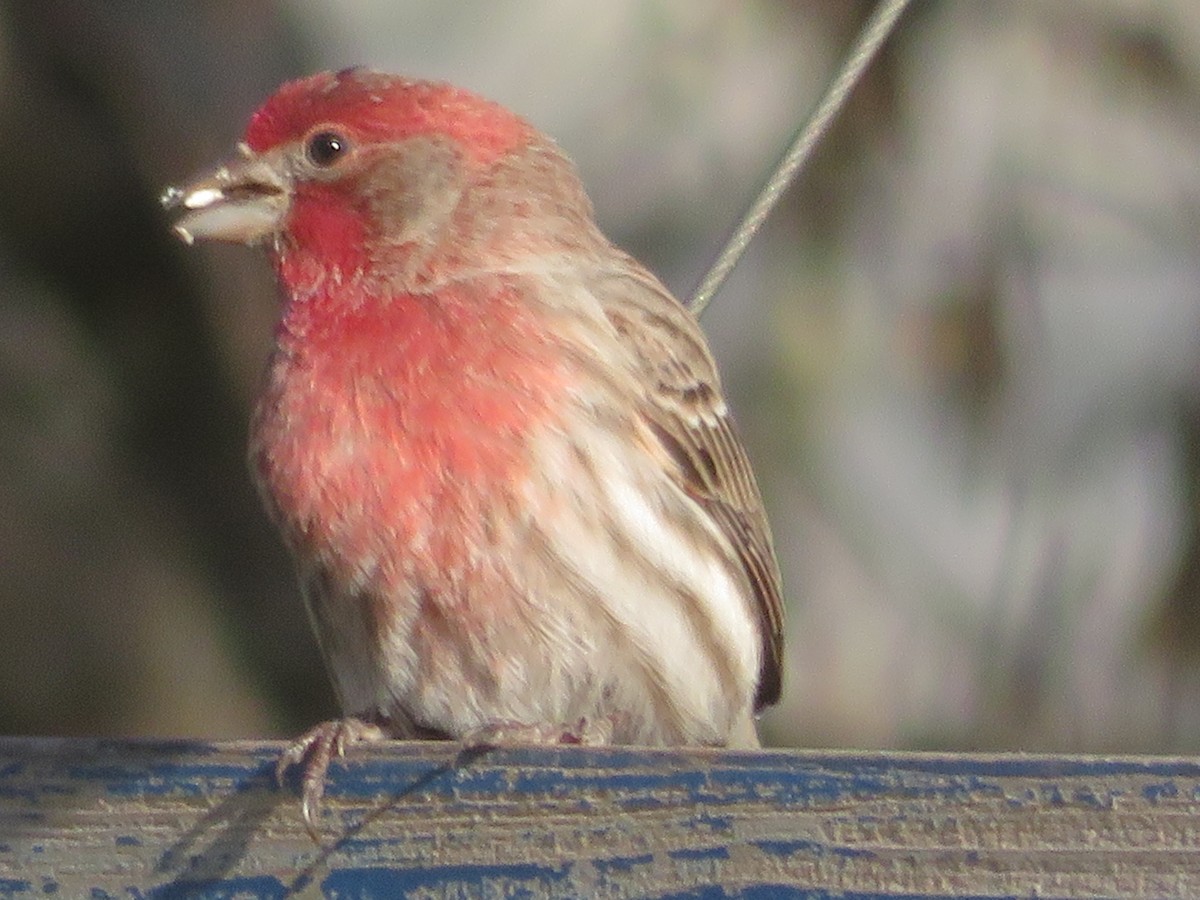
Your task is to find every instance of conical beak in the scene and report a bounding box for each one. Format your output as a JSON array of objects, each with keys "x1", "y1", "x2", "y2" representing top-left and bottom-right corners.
[{"x1": 161, "y1": 143, "x2": 288, "y2": 245}]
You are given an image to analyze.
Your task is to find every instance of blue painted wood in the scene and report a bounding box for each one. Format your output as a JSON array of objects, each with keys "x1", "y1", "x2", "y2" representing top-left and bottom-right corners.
[{"x1": 0, "y1": 737, "x2": 1198, "y2": 897}]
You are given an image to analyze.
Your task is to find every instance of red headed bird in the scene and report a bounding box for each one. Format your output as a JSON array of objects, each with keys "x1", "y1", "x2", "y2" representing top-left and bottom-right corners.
[{"x1": 164, "y1": 68, "x2": 784, "y2": 831}]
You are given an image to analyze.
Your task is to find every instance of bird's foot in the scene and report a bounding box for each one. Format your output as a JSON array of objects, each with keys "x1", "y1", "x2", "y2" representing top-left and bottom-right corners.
[
  {"x1": 276, "y1": 715, "x2": 388, "y2": 840},
  {"x1": 463, "y1": 714, "x2": 625, "y2": 748}
]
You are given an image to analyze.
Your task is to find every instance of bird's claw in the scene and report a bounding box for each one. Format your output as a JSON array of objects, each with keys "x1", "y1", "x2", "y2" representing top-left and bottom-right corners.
[
  {"x1": 463, "y1": 715, "x2": 620, "y2": 748},
  {"x1": 276, "y1": 716, "x2": 387, "y2": 840}
]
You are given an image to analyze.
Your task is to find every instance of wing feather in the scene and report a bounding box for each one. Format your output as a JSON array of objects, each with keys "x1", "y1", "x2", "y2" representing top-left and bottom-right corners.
[{"x1": 592, "y1": 261, "x2": 785, "y2": 709}]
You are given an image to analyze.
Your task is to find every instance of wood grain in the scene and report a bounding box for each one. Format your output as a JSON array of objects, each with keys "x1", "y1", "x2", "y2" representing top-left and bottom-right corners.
[{"x1": 1, "y1": 736, "x2": 1198, "y2": 897}]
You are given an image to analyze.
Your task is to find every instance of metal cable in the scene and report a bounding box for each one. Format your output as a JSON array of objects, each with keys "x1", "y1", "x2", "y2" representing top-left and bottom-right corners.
[{"x1": 687, "y1": 0, "x2": 912, "y2": 316}]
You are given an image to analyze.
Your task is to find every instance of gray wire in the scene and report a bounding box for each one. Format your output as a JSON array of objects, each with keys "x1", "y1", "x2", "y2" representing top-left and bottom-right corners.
[{"x1": 687, "y1": 0, "x2": 912, "y2": 317}]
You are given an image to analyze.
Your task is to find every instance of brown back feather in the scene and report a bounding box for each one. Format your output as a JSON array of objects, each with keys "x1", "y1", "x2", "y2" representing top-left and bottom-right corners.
[{"x1": 594, "y1": 260, "x2": 784, "y2": 709}]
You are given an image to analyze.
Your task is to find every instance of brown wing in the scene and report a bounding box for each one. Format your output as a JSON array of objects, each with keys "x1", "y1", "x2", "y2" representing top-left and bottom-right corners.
[{"x1": 595, "y1": 261, "x2": 784, "y2": 710}]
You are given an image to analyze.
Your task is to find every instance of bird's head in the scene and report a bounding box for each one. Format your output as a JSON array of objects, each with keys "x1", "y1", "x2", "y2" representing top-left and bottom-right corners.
[{"x1": 163, "y1": 68, "x2": 584, "y2": 286}]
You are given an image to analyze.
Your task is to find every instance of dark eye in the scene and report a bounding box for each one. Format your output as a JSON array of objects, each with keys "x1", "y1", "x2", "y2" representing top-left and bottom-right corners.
[{"x1": 306, "y1": 130, "x2": 349, "y2": 167}]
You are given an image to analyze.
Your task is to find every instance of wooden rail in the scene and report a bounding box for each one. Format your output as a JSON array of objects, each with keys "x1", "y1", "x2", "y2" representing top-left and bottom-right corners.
[{"x1": 1, "y1": 736, "x2": 1198, "y2": 897}]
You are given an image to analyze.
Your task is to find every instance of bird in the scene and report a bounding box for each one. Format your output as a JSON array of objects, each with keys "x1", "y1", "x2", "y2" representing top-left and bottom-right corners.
[{"x1": 163, "y1": 67, "x2": 784, "y2": 831}]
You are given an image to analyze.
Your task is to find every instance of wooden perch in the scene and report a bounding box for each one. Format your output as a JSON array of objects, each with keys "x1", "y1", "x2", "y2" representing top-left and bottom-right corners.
[{"x1": 0, "y1": 736, "x2": 1198, "y2": 897}]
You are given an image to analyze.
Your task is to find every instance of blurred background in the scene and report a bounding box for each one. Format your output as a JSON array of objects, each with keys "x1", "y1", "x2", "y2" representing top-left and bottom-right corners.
[{"x1": 1, "y1": 0, "x2": 1199, "y2": 753}]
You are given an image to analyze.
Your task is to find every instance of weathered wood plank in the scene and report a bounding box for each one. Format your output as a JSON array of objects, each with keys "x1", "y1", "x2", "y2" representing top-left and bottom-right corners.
[{"x1": 0, "y1": 737, "x2": 1198, "y2": 897}]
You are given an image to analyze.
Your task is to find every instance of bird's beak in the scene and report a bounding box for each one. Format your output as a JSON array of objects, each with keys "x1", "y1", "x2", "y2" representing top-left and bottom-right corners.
[{"x1": 161, "y1": 143, "x2": 289, "y2": 246}]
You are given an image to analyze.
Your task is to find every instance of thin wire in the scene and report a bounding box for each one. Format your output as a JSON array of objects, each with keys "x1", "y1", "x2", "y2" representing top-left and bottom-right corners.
[{"x1": 688, "y1": 0, "x2": 912, "y2": 317}]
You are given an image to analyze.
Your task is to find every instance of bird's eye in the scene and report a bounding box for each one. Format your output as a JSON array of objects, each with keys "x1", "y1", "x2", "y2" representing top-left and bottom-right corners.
[{"x1": 306, "y1": 131, "x2": 349, "y2": 168}]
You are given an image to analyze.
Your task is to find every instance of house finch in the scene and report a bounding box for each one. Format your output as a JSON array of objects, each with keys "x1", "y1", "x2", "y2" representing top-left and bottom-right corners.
[{"x1": 163, "y1": 68, "x2": 784, "y2": 830}]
